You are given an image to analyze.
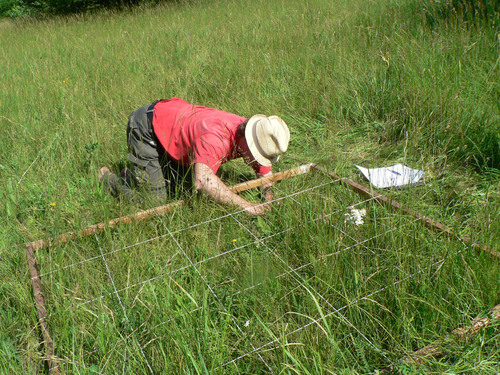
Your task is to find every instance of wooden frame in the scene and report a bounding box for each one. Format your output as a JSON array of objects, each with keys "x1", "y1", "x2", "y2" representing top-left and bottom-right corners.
[{"x1": 25, "y1": 163, "x2": 497, "y2": 373}]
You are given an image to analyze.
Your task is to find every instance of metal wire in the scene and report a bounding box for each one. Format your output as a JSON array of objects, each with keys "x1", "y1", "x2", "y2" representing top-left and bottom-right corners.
[
  {"x1": 218, "y1": 255, "x2": 458, "y2": 368},
  {"x1": 150, "y1": 206, "x2": 275, "y2": 372},
  {"x1": 80, "y1": 196, "x2": 378, "y2": 306},
  {"x1": 36, "y1": 179, "x2": 339, "y2": 280},
  {"x1": 135, "y1": 210, "x2": 421, "y2": 339},
  {"x1": 93, "y1": 230, "x2": 154, "y2": 374},
  {"x1": 31, "y1": 173, "x2": 464, "y2": 373}
]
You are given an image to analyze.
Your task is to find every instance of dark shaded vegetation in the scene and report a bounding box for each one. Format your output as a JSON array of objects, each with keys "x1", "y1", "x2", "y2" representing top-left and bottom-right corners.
[
  {"x1": 0, "y1": 0, "x2": 164, "y2": 17},
  {"x1": 419, "y1": 0, "x2": 499, "y2": 28}
]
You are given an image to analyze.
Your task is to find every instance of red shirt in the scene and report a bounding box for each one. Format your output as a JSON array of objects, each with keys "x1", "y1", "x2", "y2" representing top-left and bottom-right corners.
[{"x1": 152, "y1": 98, "x2": 272, "y2": 175}]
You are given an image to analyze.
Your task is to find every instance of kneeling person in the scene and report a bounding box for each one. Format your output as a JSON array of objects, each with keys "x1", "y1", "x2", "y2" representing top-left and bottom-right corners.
[{"x1": 99, "y1": 97, "x2": 290, "y2": 215}]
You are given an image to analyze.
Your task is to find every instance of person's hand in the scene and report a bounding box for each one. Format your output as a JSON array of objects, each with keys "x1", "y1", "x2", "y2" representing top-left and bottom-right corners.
[
  {"x1": 259, "y1": 180, "x2": 275, "y2": 202},
  {"x1": 244, "y1": 202, "x2": 271, "y2": 215},
  {"x1": 262, "y1": 188, "x2": 275, "y2": 202}
]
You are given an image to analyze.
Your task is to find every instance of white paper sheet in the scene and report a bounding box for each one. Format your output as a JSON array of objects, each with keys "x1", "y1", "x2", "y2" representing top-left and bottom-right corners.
[{"x1": 355, "y1": 164, "x2": 424, "y2": 189}]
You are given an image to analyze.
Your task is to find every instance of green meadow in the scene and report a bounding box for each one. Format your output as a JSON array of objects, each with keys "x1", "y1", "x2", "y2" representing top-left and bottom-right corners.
[{"x1": 0, "y1": 0, "x2": 498, "y2": 373}]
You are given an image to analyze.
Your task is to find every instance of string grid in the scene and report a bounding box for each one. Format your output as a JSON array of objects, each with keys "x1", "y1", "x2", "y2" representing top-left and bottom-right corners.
[{"x1": 33, "y1": 170, "x2": 479, "y2": 373}]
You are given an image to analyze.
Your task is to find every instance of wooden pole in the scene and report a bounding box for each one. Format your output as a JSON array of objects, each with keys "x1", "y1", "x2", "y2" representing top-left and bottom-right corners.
[
  {"x1": 381, "y1": 304, "x2": 500, "y2": 373},
  {"x1": 230, "y1": 163, "x2": 315, "y2": 193},
  {"x1": 26, "y1": 243, "x2": 59, "y2": 374},
  {"x1": 25, "y1": 162, "x2": 497, "y2": 374},
  {"x1": 26, "y1": 200, "x2": 184, "y2": 252}
]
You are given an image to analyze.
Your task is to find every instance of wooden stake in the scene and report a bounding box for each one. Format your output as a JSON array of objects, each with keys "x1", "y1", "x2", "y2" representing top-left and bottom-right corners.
[{"x1": 27, "y1": 200, "x2": 184, "y2": 252}]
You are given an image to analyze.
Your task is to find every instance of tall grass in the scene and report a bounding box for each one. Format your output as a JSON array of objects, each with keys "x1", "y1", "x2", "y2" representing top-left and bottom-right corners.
[
  {"x1": 0, "y1": 0, "x2": 498, "y2": 373},
  {"x1": 28, "y1": 173, "x2": 500, "y2": 373}
]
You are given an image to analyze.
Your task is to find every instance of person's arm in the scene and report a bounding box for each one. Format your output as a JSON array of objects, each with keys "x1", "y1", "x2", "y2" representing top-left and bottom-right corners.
[{"x1": 194, "y1": 163, "x2": 269, "y2": 215}]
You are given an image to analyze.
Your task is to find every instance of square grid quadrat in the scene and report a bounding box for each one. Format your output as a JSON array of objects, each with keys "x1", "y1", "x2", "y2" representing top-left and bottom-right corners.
[{"x1": 25, "y1": 164, "x2": 499, "y2": 374}]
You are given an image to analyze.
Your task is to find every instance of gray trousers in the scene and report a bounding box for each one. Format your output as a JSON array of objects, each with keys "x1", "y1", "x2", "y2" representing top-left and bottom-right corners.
[
  {"x1": 117, "y1": 103, "x2": 191, "y2": 202},
  {"x1": 127, "y1": 104, "x2": 167, "y2": 194}
]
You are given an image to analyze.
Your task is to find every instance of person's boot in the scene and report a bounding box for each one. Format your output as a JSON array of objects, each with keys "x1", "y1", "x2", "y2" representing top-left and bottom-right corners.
[{"x1": 98, "y1": 167, "x2": 121, "y2": 197}]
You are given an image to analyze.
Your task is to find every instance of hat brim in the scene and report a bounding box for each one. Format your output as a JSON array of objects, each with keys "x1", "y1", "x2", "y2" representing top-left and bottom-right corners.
[{"x1": 245, "y1": 114, "x2": 274, "y2": 167}]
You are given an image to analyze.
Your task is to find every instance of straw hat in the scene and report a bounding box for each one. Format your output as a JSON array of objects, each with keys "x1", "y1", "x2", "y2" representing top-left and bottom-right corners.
[{"x1": 245, "y1": 114, "x2": 290, "y2": 167}]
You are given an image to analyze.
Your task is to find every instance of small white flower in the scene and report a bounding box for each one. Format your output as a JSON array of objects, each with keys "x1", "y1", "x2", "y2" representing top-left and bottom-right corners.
[
  {"x1": 244, "y1": 320, "x2": 250, "y2": 327},
  {"x1": 344, "y1": 208, "x2": 366, "y2": 226}
]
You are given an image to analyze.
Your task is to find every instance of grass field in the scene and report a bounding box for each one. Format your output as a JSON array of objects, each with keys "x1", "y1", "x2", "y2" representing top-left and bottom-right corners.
[{"x1": 0, "y1": 0, "x2": 499, "y2": 373}]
